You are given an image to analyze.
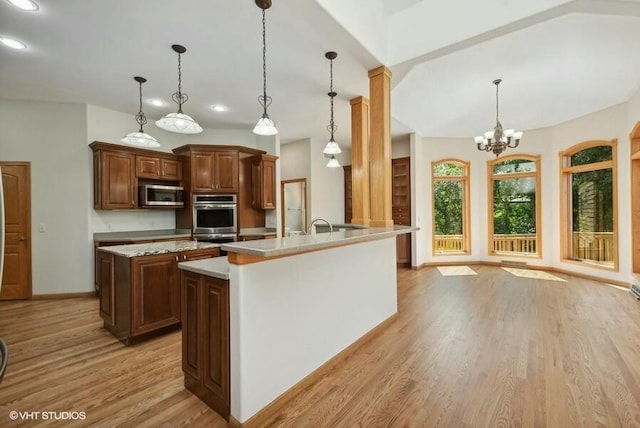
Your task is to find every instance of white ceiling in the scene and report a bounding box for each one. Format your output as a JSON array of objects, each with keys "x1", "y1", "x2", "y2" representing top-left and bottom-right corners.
[{"x1": 1, "y1": 0, "x2": 640, "y2": 146}]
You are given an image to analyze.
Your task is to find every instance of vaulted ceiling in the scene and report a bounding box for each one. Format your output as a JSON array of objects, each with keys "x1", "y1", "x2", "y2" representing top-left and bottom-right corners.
[{"x1": 1, "y1": 0, "x2": 639, "y2": 146}]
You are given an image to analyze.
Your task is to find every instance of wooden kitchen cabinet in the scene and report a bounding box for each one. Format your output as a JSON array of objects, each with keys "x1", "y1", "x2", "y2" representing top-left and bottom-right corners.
[
  {"x1": 251, "y1": 154, "x2": 278, "y2": 210},
  {"x1": 93, "y1": 148, "x2": 137, "y2": 209},
  {"x1": 343, "y1": 165, "x2": 352, "y2": 223},
  {"x1": 191, "y1": 150, "x2": 239, "y2": 193},
  {"x1": 182, "y1": 270, "x2": 230, "y2": 419},
  {"x1": 136, "y1": 155, "x2": 183, "y2": 181},
  {"x1": 97, "y1": 247, "x2": 220, "y2": 344},
  {"x1": 392, "y1": 157, "x2": 411, "y2": 266}
]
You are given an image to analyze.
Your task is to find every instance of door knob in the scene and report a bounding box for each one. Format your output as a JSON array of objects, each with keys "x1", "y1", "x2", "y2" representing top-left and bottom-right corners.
[{"x1": 19, "y1": 235, "x2": 26, "y2": 241}]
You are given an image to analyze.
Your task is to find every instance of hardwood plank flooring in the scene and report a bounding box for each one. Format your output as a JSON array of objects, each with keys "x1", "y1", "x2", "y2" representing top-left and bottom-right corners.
[{"x1": 1, "y1": 266, "x2": 640, "y2": 427}]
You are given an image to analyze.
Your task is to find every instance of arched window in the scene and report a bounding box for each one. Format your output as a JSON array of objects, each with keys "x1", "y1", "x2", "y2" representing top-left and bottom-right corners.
[
  {"x1": 560, "y1": 140, "x2": 617, "y2": 270},
  {"x1": 432, "y1": 159, "x2": 470, "y2": 254},
  {"x1": 488, "y1": 155, "x2": 541, "y2": 257}
]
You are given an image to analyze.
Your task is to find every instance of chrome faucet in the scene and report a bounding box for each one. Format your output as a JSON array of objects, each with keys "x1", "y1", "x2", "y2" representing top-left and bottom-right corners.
[{"x1": 308, "y1": 218, "x2": 333, "y2": 235}]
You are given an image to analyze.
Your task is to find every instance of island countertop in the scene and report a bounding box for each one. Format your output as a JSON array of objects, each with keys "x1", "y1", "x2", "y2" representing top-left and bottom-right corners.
[
  {"x1": 178, "y1": 256, "x2": 230, "y2": 280},
  {"x1": 221, "y1": 225, "x2": 416, "y2": 259},
  {"x1": 98, "y1": 240, "x2": 220, "y2": 257}
]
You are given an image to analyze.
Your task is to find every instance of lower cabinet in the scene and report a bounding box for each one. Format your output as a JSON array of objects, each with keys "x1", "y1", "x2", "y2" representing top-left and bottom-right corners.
[
  {"x1": 181, "y1": 271, "x2": 230, "y2": 420},
  {"x1": 396, "y1": 233, "x2": 411, "y2": 266},
  {"x1": 97, "y1": 247, "x2": 220, "y2": 344}
]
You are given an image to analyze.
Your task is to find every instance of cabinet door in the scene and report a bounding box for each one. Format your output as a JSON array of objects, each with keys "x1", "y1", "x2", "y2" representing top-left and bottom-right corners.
[
  {"x1": 182, "y1": 271, "x2": 201, "y2": 380},
  {"x1": 213, "y1": 151, "x2": 239, "y2": 192},
  {"x1": 97, "y1": 251, "x2": 115, "y2": 325},
  {"x1": 100, "y1": 151, "x2": 136, "y2": 209},
  {"x1": 192, "y1": 152, "x2": 215, "y2": 192},
  {"x1": 161, "y1": 158, "x2": 183, "y2": 181},
  {"x1": 131, "y1": 254, "x2": 180, "y2": 336},
  {"x1": 251, "y1": 155, "x2": 277, "y2": 209},
  {"x1": 202, "y1": 276, "x2": 230, "y2": 418},
  {"x1": 396, "y1": 233, "x2": 411, "y2": 265},
  {"x1": 343, "y1": 165, "x2": 352, "y2": 223},
  {"x1": 136, "y1": 155, "x2": 161, "y2": 179},
  {"x1": 180, "y1": 248, "x2": 220, "y2": 262}
]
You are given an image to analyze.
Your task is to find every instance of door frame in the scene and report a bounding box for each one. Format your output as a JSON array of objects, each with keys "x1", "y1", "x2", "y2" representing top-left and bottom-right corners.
[
  {"x1": 0, "y1": 161, "x2": 32, "y2": 299},
  {"x1": 280, "y1": 178, "x2": 307, "y2": 237}
]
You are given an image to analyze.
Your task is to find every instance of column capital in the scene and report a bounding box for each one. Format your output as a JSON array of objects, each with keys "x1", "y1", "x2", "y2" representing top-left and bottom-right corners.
[{"x1": 368, "y1": 66, "x2": 392, "y2": 79}]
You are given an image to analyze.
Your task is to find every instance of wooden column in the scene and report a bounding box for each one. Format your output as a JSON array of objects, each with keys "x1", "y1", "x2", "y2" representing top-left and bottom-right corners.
[
  {"x1": 368, "y1": 66, "x2": 393, "y2": 227},
  {"x1": 350, "y1": 96, "x2": 370, "y2": 225}
]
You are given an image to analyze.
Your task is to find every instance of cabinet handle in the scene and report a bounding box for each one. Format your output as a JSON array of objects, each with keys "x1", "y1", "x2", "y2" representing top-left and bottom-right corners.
[
  {"x1": 183, "y1": 254, "x2": 186, "y2": 261},
  {"x1": 175, "y1": 255, "x2": 179, "y2": 261}
]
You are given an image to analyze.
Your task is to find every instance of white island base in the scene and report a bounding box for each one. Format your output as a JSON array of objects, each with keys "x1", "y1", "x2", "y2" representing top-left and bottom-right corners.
[{"x1": 179, "y1": 227, "x2": 413, "y2": 425}]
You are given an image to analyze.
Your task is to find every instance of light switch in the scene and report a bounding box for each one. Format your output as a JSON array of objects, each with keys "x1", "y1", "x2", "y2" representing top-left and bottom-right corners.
[{"x1": 39, "y1": 223, "x2": 46, "y2": 232}]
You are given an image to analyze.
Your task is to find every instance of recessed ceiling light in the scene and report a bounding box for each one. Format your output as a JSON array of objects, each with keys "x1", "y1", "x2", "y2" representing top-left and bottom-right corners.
[
  {"x1": 7, "y1": 0, "x2": 39, "y2": 11},
  {"x1": 0, "y1": 37, "x2": 27, "y2": 50},
  {"x1": 210, "y1": 104, "x2": 228, "y2": 112},
  {"x1": 148, "y1": 99, "x2": 165, "y2": 107}
]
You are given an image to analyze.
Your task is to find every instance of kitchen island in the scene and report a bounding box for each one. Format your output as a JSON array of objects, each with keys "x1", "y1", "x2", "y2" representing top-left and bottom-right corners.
[
  {"x1": 96, "y1": 240, "x2": 220, "y2": 344},
  {"x1": 177, "y1": 226, "x2": 415, "y2": 424}
]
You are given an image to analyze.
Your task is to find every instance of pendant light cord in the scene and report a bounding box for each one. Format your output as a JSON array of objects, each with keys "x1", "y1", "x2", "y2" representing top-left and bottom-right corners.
[
  {"x1": 176, "y1": 51, "x2": 183, "y2": 113},
  {"x1": 328, "y1": 58, "x2": 336, "y2": 138},
  {"x1": 259, "y1": 8, "x2": 271, "y2": 115},
  {"x1": 495, "y1": 81, "x2": 499, "y2": 125},
  {"x1": 136, "y1": 79, "x2": 147, "y2": 132}
]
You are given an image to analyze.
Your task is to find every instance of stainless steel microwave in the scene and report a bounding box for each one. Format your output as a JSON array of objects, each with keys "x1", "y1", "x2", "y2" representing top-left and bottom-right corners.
[{"x1": 139, "y1": 184, "x2": 184, "y2": 207}]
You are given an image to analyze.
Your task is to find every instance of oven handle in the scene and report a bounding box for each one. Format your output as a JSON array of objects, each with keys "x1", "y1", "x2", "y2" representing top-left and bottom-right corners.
[{"x1": 193, "y1": 204, "x2": 237, "y2": 209}]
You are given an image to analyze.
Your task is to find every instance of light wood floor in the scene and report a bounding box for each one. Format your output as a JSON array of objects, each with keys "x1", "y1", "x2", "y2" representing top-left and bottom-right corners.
[{"x1": 1, "y1": 266, "x2": 640, "y2": 427}]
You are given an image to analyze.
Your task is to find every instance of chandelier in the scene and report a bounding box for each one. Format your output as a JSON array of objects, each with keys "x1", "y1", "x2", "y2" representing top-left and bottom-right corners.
[
  {"x1": 156, "y1": 44, "x2": 203, "y2": 134},
  {"x1": 474, "y1": 79, "x2": 523, "y2": 156},
  {"x1": 253, "y1": 0, "x2": 278, "y2": 136},
  {"x1": 121, "y1": 76, "x2": 160, "y2": 148}
]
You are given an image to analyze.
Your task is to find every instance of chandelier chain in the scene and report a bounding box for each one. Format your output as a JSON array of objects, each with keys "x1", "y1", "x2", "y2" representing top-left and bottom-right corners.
[
  {"x1": 257, "y1": 9, "x2": 272, "y2": 114},
  {"x1": 495, "y1": 81, "x2": 499, "y2": 124},
  {"x1": 328, "y1": 58, "x2": 337, "y2": 136},
  {"x1": 135, "y1": 79, "x2": 147, "y2": 132},
  {"x1": 171, "y1": 51, "x2": 189, "y2": 113}
]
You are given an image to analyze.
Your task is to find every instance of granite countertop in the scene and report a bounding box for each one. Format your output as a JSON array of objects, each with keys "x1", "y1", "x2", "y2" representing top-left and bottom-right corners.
[
  {"x1": 98, "y1": 240, "x2": 219, "y2": 258},
  {"x1": 238, "y1": 227, "x2": 277, "y2": 237},
  {"x1": 178, "y1": 256, "x2": 230, "y2": 280},
  {"x1": 93, "y1": 229, "x2": 192, "y2": 242},
  {"x1": 222, "y1": 225, "x2": 417, "y2": 258}
]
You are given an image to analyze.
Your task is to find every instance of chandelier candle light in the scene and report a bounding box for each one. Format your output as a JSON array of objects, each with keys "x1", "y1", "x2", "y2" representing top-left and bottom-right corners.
[
  {"x1": 253, "y1": 0, "x2": 277, "y2": 136},
  {"x1": 474, "y1": 78, "x2": 523, "y2": 156},
  {"x1": 324, "y1": 51, "x2": 341, "y2": 168},
  {"x1": 156, "y1": 44, "x2": 203, "y2": 134},
  {"x1": 121, "y1": 76, "x2": 160, "y2": 148}
]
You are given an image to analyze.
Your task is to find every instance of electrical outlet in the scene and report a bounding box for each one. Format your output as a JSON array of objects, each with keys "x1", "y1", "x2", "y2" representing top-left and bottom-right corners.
[{"x1": 39, "y1": 223, "x2": 46, "y2": 232}]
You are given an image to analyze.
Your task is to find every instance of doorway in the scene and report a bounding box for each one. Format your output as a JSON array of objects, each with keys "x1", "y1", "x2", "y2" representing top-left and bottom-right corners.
[
  {"x1": 281, "y1": 179, "x2": 307, "y2": 236},
  {"x1": 1, "y1": 162, "x2": 32, "y2": 300}
]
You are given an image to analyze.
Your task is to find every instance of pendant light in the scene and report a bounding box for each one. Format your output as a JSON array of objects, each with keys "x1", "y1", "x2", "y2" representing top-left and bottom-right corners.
[
  {"x1": 323, "y1": 51, "x2": 341, "y2": 158},
  {"x1": 121, "y1": 76, "x2": 160, "y2": 148},
  {"x1": 156, "y1": 44, "x2": 203, "y2": 134},
  {"x1": 253, "y1": 0, "x2": 278, "y2": 136}
]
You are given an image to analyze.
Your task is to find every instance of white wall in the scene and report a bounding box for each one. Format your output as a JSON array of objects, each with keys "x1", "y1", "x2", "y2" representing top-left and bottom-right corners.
[
  {"x1": 309, "y1": 139, "x2": 346, "y2": 223},
  {"x1": 0, "y1": 100, "x2": 92, "y2": 295},
  {"x1": 392, "y1": 135, "x2": 410, "y2": 158}
]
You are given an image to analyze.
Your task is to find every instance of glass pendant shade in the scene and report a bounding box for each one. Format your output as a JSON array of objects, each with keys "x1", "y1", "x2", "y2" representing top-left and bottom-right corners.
[
  {"x1": 326, "y1": 155, "x2": 340, "y2": 168},
  {"x1": 121, "y1": 76, "x2": 160, "y2": 148},
  {"x1": 121, "y1": 131, "x2": 160, "y2": 148},
  {"x1": 157, "y1": 44, "x2": 203, "y2": 135},
  {"x1": 253, "y1": 115, "x2": 278, "y2": 136},
  {"x1": 323, "y1": 139, "x2": 341, "y2": 155},
  {"x1": 253, "y1": 2, "x2": 278, "y2": 136},
  {"x1": 156, "y1": 112, "x2": 203, "y2": 134}
]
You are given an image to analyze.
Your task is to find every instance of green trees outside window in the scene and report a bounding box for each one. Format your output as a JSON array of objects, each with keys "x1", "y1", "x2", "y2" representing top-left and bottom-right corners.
[
  {"x1": 488, "y1": 155, "x2": 541, "y2": 256},
  {"x1": 561, "y1": 141, "x2": 617, "y2": 269},
  {"x1": 432, "y1": 160, "x2": 469, "y2": 254}
]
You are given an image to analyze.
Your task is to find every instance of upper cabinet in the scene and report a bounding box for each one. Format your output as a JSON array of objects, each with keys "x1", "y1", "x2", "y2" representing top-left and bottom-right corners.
[
  {"x1": 136, "y1": 155, "x2": 182, "y2": 181},
  {"x1": 189, "y1": 150, "x2": 239, "y2": 193},
  {"x1": 92, "y1": 145, "x2": 137, "y2": 209},
  {"x1": 90, "y1": 141, "x2": 183, "y2": 210},
  {"x1": 251, "y1": 154, "x2": 278, "y2": 210}
]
